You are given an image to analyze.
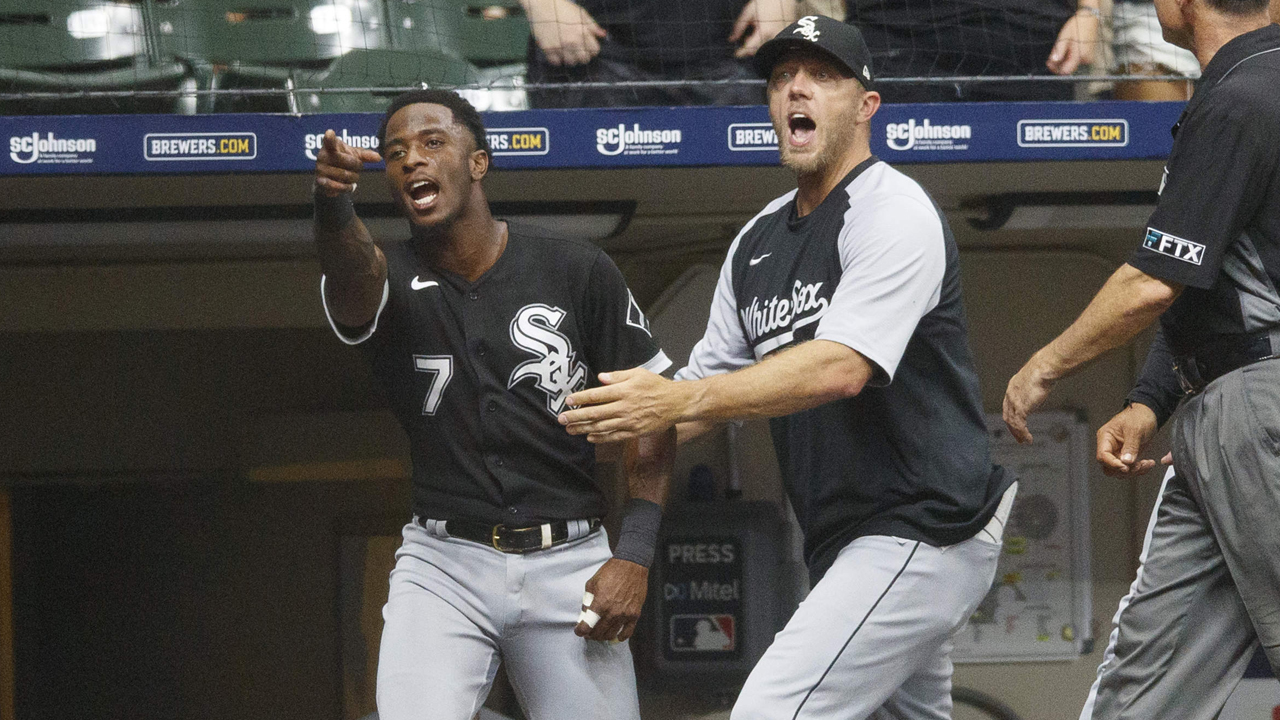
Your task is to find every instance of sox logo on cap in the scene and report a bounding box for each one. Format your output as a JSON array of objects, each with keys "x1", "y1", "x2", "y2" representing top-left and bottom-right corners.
[{"x1": 794, "y1": 16, "x2": 820, "y2": 42}]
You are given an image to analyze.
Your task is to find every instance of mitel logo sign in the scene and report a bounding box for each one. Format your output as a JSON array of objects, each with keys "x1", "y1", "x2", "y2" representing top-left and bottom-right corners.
[
  {"x1": 144, "y1": 132, "x2": 257, "y2": 161},
  {"x1": 1018, "y1": 119, "x2": 1128, "y2": 148},
  {"x1": 487, "y1": 127, "x2": 550, "y2": 156},
  {"x1": 595, "y1": 123, "x2": 682, "y2": 157},
  {"x1": 885, "y1": 119, "x2": 972, "y2": 151},
  {"x1": 8, "y1": 132, "x2": 97, "y2": 165},
  {"x1": 727, "y1": 123, "x2": 778, "y2": 152},
  {"x1": 304, "y1": 129, "x2": 377, "y2": 160}
]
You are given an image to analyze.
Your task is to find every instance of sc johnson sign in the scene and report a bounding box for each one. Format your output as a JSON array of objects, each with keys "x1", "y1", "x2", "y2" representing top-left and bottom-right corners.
[
  {"x1": 885, "y1": 119, "x2": 972, "y2": 152},
  {"x1": 8, "y1": 132, "x2": 97, "y2": 165}
]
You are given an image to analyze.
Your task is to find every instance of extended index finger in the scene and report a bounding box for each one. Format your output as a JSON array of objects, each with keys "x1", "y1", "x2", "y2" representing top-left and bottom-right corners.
[{"x1": 322, "y1": 129, "x2": 340, "y2": 153}]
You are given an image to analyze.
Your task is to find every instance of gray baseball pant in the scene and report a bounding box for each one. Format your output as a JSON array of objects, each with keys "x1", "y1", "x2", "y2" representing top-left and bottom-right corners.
[
  {"x1": 376, "y1": 520, "x2": 641, "y2": 720},
  {"x1": 731, "y1": 484, "x2": 1015, "y2": 720},
  {"x1": 1082, "y1": 359, "x2": 1280, "y2": 719}
]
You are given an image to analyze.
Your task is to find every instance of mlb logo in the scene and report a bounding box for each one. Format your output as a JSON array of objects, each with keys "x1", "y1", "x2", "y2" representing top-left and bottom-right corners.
[{"x1": 670, "y1": 614, "x2": 736, "y2": 652}]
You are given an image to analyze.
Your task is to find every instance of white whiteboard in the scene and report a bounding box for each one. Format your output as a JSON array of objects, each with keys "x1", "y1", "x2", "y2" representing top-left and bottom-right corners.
[{"x1": 952, "y1": 411, "x2": 1094, "y2": 663}]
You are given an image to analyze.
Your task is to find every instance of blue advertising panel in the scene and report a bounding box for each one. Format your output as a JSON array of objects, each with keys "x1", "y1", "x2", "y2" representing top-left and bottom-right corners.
[{"x1": 0, "y1": 101, "x2": 1183, "y2": 176}]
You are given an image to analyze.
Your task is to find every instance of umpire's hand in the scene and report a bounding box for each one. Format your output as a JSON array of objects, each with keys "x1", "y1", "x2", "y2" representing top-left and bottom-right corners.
[
  {"x1": 314, "y1": 129, "x2": 381, "y2": 196},
  {"x1": 1095, "y1": 402, "x2": 1160, "y2": 477},
  {"x1": 576, "y1": 558, "x2": 648, "y2": 642}
]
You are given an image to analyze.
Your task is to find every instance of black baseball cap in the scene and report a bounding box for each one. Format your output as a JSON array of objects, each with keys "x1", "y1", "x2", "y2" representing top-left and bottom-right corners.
[{"x1": 754, "y1": 15, "x2": 875, "y2": 90}]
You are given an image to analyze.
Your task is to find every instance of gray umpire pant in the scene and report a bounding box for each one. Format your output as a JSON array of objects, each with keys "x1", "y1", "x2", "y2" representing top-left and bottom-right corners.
[{"x1": 1082, "y1": 359, "x2": 1280, "y2": 719}]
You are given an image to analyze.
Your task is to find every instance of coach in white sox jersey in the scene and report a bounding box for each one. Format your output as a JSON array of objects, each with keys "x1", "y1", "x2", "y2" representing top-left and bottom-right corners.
[
  {"x1": 558, "y1": 17, "x2": 1016, "y2": 719},
  {"x1": 312, "y1": 89, "x2": 676, "y2": 720},
  {"x1": 1003, "y1": 2, "x2": 1280, "y2": 718}
]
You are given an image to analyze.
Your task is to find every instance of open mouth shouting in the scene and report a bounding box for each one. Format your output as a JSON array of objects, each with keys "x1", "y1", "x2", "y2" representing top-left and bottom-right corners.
[
  {"x1": 405, "y1": 178, "x2": 440, "y2": 212},
  {"x1": 788, "y1": 112, "x2": 817, "y2": 148}
]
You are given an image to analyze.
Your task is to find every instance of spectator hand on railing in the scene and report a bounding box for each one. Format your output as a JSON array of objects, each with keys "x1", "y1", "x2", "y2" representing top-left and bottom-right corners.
[
  {"x1": 730, "y1": 0, "x2": 800, "y2": 58},
  {"x1": 521, "y1": 0, "x2": 608, "y2": 67},
  {"x1": 1047, "y1": 5, "x2": 1102, "y2": 75}
]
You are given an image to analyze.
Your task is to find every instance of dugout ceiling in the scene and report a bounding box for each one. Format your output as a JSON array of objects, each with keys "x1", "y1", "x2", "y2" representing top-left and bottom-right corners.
[{"x1": 0, "y1": 158, "x2": 1165, "y2": 264}]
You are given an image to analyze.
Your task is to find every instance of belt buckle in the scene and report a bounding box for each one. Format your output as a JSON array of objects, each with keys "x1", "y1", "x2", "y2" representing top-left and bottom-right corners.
[
  {"x1": 488, "y1": 520, "x2": 514, "y2": 548},
  {"x1": 492, "y1": 524, "x2": 538, "y2": 553}
]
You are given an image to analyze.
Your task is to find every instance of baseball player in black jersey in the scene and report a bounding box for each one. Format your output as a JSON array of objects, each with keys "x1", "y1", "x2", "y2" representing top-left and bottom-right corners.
[
  {"x1": 558, "y1": 17, "x2": 1015, "y2": 720},
  {"x1": 312, "y1": 89, "x2": 676, "y2": 720}
]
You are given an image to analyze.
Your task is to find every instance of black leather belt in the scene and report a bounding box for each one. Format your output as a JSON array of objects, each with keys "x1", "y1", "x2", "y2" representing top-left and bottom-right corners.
[
  {"x1": 421, "y1": 517, "x2": 601, "y2": 553},
  {"x1": 1173, "y1": 332, "x2": 1278, "y2": 395}
]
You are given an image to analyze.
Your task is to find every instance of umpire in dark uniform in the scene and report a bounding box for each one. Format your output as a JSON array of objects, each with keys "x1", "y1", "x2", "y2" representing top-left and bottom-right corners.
[{"x1": 1003, "y1": 1, "x2": 1280, "y2": 717}]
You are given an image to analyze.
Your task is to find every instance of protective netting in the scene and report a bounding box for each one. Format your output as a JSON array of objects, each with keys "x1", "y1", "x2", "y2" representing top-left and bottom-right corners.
[{"x1": 0, "y1": 0, "x2": 1203, "y2": 115}]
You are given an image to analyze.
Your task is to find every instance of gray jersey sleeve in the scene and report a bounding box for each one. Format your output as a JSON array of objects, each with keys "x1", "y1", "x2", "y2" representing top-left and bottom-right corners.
[
  {"x1": 814, "y1": 192, "x2": 946, "y2": 385},
  {"x1": 673, "y1": 235, "x2": 755, "y2": 381}
]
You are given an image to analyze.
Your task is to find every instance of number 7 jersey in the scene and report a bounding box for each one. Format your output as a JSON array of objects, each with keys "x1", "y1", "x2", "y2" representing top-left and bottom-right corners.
[{"x1": 322, "y1": 224, "x2": 670, "y2": 526}]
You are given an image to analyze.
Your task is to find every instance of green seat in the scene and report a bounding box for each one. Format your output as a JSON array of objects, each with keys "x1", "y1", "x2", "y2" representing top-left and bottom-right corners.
[
  {"x1": 153, "y1": 0, "x2": 395, "y2": 112},
  {"x1": 0, "y1": 0, "x2": 188, "y2": 114},
  {"x1": 386, "y1": 0, "x2": 529, "y2": 66},
  {"x1": 292, "y1": 47, "x2": 482, "y2": 113},
  {"x1": 153, "y1": 0, "x2": 493, "y2": 113},
  {"x1": 154, "y1": 0, "x2": 390, "y2": 68}
]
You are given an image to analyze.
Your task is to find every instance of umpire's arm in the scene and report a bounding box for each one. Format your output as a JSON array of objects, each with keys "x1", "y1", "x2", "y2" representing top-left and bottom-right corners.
[{"x1": 314, "y1": 129, "x2": 387, "y2": 328}]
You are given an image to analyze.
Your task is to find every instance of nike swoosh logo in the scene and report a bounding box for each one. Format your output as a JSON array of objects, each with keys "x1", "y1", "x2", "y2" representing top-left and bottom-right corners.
[
  {"x1": 410, "y1": 277, "x2": 439, "y2": 290},
  {"x1": 749, "y1": 253, "x2": 772, "y2": 266}
]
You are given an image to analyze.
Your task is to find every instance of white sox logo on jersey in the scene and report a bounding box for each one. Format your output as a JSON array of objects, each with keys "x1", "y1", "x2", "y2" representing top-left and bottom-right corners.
[{"x1": 508, "y1": 304, "x2": 588, "y2": 415}]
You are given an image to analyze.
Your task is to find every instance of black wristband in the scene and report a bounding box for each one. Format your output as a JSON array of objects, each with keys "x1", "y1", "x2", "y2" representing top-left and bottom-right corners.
[
  {"x1": 613, "y1": 498, "x2": 663, "y2": 568},
  {"x1": 314, "y1": 188, "x2": 355, "y2": 231}
]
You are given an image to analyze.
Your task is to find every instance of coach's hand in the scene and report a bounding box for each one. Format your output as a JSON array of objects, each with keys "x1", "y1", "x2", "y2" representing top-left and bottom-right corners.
[
  {"x1": 560, "y1": 369, "x2": 686, "y2": 443},
  {"x1": 577, "y1": 559, "x2": 648, "y2": 642},
  {"x1": 315, "y1": 129, "x2": 381, "y2": 197},
  {"x1": 1003, "y1": 353, "x2": 1058, "y2": 444},
  {"x1": 1096, "y1": 403, "x2": 1160, "y2": 477}
]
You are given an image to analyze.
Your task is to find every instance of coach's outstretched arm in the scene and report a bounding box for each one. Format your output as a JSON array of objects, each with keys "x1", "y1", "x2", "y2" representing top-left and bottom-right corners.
[
  {"x1": 575, "y1": 427, "x2": 676, "y2": 641},
  {"x1": 559, "y1": 340, "x2": 872, "y2": 443},
  {"x1": 314, "y1": 129, "x2": 387, "y2": 328}
]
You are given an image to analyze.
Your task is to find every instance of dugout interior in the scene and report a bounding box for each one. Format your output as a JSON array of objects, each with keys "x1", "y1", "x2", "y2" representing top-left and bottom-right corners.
[{"x1": 0, "y1": 151, "x2": 1181, "y2": 720}]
